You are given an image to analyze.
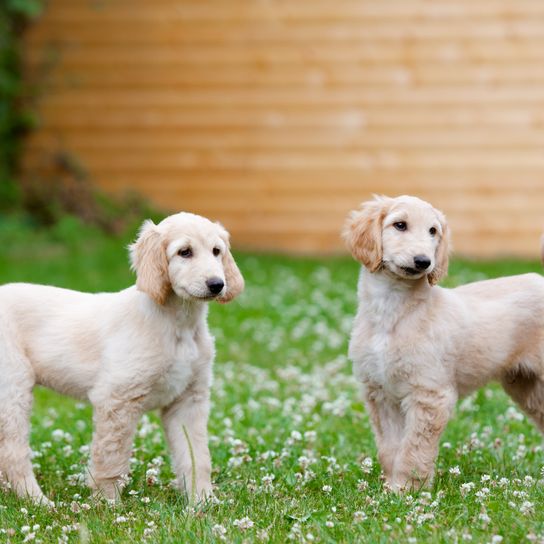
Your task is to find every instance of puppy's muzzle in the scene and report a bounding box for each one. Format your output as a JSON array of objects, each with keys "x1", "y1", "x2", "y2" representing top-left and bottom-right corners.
[
  {"x1": 206, "y1": 278, "x2": 225, "y2": 296},
  {"x1": 413, "y1": 255, "x2": 431, "y2": 271}
]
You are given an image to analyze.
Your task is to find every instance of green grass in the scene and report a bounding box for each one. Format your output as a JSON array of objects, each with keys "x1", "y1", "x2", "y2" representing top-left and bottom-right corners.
[{"x1": 1, "y1": 214, "x2": 544, "y2": 543}]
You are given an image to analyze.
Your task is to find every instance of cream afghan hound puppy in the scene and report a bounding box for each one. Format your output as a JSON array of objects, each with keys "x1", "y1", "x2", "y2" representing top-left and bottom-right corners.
[
  {"x1": 344, "y1": 195, "x2": 544, "y2": 492},
  {"x1": 0, "y1": 213, "x2": 244, "y2": 506}
]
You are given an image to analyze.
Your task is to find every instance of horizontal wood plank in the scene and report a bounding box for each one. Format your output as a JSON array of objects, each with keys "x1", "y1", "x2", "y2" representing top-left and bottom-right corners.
[{"x1": 21, "y1": 0, "x2": 544, "y2": 257}]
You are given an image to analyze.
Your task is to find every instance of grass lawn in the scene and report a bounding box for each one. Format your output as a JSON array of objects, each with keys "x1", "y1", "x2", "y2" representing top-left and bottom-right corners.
[{"x1": 1, "y1": 214, "x2": 544, "y2": 543}]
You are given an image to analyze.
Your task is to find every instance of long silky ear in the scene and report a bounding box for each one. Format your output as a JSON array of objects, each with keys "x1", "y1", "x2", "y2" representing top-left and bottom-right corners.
[
  {"x1": 428, "y1": 210, "x2": 450, "y2": 286},
  {"x1": 342, "y1": 197, "x2": 390, "y2": 272},
  {"x1": 129, "y1": 220, "x2": 171, "y2": 304},
  {"x1": 216, "y1": 226, "x2": 244, "y2": 303}
]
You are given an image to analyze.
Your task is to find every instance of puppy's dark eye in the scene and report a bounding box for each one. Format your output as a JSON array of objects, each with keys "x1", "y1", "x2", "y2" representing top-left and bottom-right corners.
[
  {"x1": 213, "y1": 247, "x2": 221, "y2": 257},
  {"x1": 178, "y1": 248, "x2": 192, "y2": 258},
  {"x1": 393, "y1": 222, "x2": 407, "y2": 232},
  {"x1": 429, "y1": 227, "x2": 437, "y2": 236}
]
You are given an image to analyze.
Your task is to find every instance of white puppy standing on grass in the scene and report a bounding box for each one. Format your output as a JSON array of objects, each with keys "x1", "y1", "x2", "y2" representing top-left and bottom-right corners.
[
  {"x1": 343, "y1": 195, "x2": 544, "y2": 492},
  {"x1": 0, "y1": 212, "x2": 244, "y2": 506}
]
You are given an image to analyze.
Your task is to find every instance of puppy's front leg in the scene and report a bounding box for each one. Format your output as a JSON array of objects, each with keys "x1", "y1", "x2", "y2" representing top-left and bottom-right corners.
[
  {"x1": 390, "y1": 387, "x2": 456, "y2": 492},
  {"x1": 88, "y1": 397, "x2": 142, "y2": 502},
  {"x1": 364, "y1": 387, "x2": 404, "y2": 480},
  {"x1": 161, "y1": 384, "x2": 212, "y2": 502}
]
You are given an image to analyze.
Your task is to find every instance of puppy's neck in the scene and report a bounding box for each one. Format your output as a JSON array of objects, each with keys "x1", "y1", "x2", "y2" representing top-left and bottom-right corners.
[
  {"x1": 359, "y1": 267, "x2": 431, "y2": 330},
  {"x1": 142, "y1": 291, "x2": 207, "y2": 330}
]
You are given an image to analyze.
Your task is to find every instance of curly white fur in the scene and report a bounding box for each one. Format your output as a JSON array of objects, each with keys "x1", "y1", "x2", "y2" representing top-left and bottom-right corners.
[
  {"x1": 0, "y1": 212, "x2": 244, "y2": 505},
  {"x1": 344, "y1": 195, "x2": 544, "y2": 492}
]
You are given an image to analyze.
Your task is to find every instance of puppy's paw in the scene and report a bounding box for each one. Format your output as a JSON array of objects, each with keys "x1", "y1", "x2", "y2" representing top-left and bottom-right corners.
[
  {"x1": 32, "y1": 494, "x2": 55, "y2": 508},
  {"x1": 90, "y1": 478, "x2": 123, "y2": 503},
  {"x1": 176, "y1": 475, "x2": 213, "y2": 504}
]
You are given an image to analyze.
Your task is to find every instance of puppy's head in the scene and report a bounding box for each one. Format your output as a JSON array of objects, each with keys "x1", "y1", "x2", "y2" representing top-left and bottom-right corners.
[
  {"x1": 343, "y1": 195, "x2": 450, "y2": 285},
  {"x1": 130, "y1": 213, "x2": 244, "y2": 304}
]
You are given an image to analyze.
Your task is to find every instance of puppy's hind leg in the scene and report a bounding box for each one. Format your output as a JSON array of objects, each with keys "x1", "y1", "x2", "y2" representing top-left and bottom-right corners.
[
  {"x1": 502, "y1": 367, "x2": 544, "y2": 432},
  {"x1": 0, "y1": 339, "x2": 50, "y2": 505}
]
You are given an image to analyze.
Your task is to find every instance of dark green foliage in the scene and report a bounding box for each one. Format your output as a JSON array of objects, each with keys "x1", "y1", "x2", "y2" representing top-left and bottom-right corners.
[{"x1": 0, "y1": 0, "x2": 43, "y2": 209}]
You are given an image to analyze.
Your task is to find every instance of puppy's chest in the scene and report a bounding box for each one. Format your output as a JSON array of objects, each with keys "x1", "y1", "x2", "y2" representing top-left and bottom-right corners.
[
  {"x1": 146, "y1": 332, "x2": 204, "y2": 409},
  {"x1": 351, "y1": 327, "x2": 407, "y2": 391}
]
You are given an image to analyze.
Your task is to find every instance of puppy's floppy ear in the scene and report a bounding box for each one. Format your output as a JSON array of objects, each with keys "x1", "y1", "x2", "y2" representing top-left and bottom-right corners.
[
  {"x1": 342, "y1": 196, "x2": 391, "y2": 272},
  {"x1": 428, "y1": 210, "x2": 450, "y2": 286},
  {"x1": 129, "y1": 220, "x2": 171, "y2": 304},
  {"x1": 216, "y1": 224, "x2": 244, "y2": 303}
]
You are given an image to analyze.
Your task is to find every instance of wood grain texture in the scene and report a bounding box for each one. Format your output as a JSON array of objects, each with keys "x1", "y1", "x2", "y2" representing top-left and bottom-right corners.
[{"x1": 22, "y1": 0, "x2": 544, "y2": 257}]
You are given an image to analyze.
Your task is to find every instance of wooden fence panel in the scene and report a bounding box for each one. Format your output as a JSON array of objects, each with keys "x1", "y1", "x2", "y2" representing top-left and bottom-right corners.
[{"x1": 23, "y1": 0, "x2": 544, "y2": 257}]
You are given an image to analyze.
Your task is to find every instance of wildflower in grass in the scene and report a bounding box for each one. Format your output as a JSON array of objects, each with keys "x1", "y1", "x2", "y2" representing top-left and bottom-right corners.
[
  {"x1": 449, "y1": 466, "x2": 461, "y2": 476},
  {"x1": 322, "y1": 485, "x2": 332, "y2": 493},
  {"x1": 145, "y1": 467, "x2": 160, "y2": 485},
  {"x1": 212, "y1": 524, "x2": 227, "y2": 540},
  {"x1": 361, "y1": 457, "x2": 373, "y2": 473},
  {"x1": 475, "y1": 487, "x2": 490, "y2": 501},
  {"x1": 491, "y1": 536, "x2": 503, "y2": 543},
  {"x1": 520, "y1": 501, "x2": 535, "y2": 515},
  {"x1": 460, "y1": 482, "x2": 475, "y2": 496},
  {"x1": 261, "y1": 473, "x2": 275, "y2": 489},
  {"x1": 523, "y1": 475, "x2": 535, "y2": 487},
  {"x1": 481, "y1": 474, "x2": 491, "y2": 483},
  {"x1": 298, "y1": 456, "x2": 314, "y2": 470},
  {"x1": 357, "y1": 479, "x2": 369, "y2": 491},
  {"x1": 233, "y1": 517, "x2": 254, "y2": 531},
  {"x1": 353, "y1": 511, "x2": 367, "y2": 522},
  {"x1": 325, "y1": 520, "x2": 334, "y2": 528}
]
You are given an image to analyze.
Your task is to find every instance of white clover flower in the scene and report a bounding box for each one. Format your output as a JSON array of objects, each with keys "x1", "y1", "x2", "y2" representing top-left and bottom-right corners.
[
  {"x1": 491, "y1": 536, "x2": 503, "y2": 543},
  {"x1": 460, "y1": 482, "x2": 475, "y2": 496},
  {"x1": 361, "y1": 457, "x2": 373, "y2": 473},
  {"x1": 51, "y1": 429, "x2": 66, "y2": 441},
  {"x1": 357, "y1": 479, "x2": 369, "y2": 491},
  {"x1": 475, "y1": 487, "x2": 490, "y2": 500},
  {"x1": 353, "y1": 511, "x2": 367, "y2": 522},
  {"x1": 481, "y1": 474, "x2": 491, "y2": 483},
  {"x1": 322, "y1": 485, "x2": 332, "y2": 493},
  {"x1": 449, "y1": 466, "x2": 461, "y2": 476},
  {"x1": 233, "y1": 517, "x2": 254, "y2": 531},
  {"x1": 298, "y1": 456, "x2": 314, "y2": 469},
  {"x1": 520, "y1": 501, "x2": 535, "y2": 515},
  {"x1": 261, "y1": 474, "x2": 275, "y2": 487},
  {"x1": 212, "y1": 524, "x2": 227, "y2": 540},
  {"x1": 325, "y1": 520, "x2": 334, "y2": 528}
]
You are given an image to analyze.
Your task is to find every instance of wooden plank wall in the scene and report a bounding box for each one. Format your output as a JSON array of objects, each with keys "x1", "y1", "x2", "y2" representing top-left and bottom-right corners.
[{"x1": 23, "y1": 0, "x2": 544, "y2": 257}]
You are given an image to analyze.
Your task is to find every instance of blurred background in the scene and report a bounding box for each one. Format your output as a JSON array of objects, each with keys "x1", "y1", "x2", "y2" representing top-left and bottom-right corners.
[{"x1": 4, "y1": 0, "x2": 544, "y2": 257}]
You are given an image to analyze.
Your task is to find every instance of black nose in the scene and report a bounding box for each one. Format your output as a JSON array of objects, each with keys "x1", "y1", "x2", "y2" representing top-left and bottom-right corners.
[
  {"x1": 413, "y1": 255, "x2": 431, "y2": 270},
  {"x1": 206, "y1": 278, "x2": 224, "y2": 295}
]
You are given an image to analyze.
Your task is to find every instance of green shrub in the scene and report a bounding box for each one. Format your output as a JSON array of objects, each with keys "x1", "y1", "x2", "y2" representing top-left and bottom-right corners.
[{"x1": 0, "y1": 0, "x2": 43, "y2": 209}]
